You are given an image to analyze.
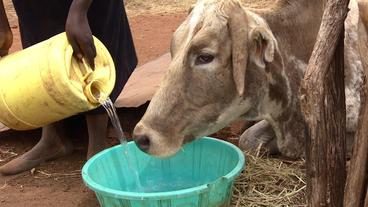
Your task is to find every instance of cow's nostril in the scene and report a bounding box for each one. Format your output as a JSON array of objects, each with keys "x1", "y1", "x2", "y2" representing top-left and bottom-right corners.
[{"x1": 135, "y1": 135, "x2": 151, "y2": 153}]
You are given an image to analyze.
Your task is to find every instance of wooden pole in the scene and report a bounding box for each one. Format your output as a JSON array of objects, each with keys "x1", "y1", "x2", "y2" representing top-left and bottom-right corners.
[
  {"x1": 326, "y1": 32, "x2": 347, "y2": 207},
  {"x1": 344, "y1": 1, "x2": 368, "y2": 206},
  {"x1": 300, "y1": 0, "x2": 349, "y2": 206}
]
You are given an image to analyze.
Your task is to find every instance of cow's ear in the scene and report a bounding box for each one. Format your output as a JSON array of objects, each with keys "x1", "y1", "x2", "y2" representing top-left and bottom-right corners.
[
  {"x1": 248, "y1": 26, "x2": 276, "y2": 69},
  {"x1": 228, "y1": 1, "x2": 249, "y2": 97}
]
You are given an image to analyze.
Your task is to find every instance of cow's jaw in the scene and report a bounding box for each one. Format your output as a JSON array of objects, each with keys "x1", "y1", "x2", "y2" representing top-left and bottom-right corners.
[{"x1": 198, "y1": 98, "x2": 252, "y2": 136}]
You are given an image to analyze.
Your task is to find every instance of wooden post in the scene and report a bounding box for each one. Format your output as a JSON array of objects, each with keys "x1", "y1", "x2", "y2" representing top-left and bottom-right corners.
[
  {"x1": 300, "y1": 0, "x2": 349, "y2": 206},
  {"x1": 344, "y1": 1, "x2": 368, "y2": 206}
]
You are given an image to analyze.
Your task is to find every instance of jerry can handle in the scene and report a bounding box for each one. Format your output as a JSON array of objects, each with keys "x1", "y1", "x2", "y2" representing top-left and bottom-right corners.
[
  {"x1": 71, "y1": 57, "x2": 94, "y2": 83},
  {"x1": 80, "y1": 58, "x2": 94, "y2": 81}
]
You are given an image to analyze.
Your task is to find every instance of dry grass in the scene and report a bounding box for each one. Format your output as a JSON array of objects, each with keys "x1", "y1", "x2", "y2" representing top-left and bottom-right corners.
[
  {"x1": 0, "y1": 147, "x2": 18, "y2": 163},
  {"x1": 0, "y1": 181, "x2": 8, "y2": 190},
  {"x1": 232, "y1": 153, "x2": 307, "y2": 207},
  {"x1": 125, "y1": 0, "x2": 274, "y2": 16},
  {"x1": 31, "y1": 168, "x2": 81, "y2": 179},
  {"x1": 125, "y1": 0, "x2": 196, "y2": 16},
  {"x1": 32, "y1": 169, "x2": 82, "y2": 181}
]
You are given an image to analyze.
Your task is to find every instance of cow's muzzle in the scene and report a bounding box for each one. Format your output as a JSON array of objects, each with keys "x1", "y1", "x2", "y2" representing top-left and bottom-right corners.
[{"x1": 132, "y1": 122, "x2": 184, "y2": 157}]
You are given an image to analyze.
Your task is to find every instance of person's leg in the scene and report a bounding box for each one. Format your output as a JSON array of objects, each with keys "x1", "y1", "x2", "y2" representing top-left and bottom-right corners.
[
  {"x1": 86, "y1": 113, "x2": 108, "y2": 159},
  {"x1": 84, "y1": 0, "x2": 136, "y2": 159},
  {"x1": 0, "y1": 121, "x2": 73, "y2": 175}
]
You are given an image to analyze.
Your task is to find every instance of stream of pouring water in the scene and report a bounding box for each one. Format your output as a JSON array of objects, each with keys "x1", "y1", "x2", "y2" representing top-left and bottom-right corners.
[
  {"x1": 100, "y1": 98, "x2": 127, "y2": 144},
  {"x1": 100, "y1": 97, "x2": 143, "y2": 191}
]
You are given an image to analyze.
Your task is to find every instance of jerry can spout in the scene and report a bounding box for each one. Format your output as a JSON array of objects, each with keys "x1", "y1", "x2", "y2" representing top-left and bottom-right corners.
[{"x1": 84, "y1": 79, "x2": 107, "y2": 104}]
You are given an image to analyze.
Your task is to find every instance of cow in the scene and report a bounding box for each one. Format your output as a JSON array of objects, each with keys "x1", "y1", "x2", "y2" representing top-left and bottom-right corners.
[{"x1": 132, "y1": 0, "x2": 365, "y2": 158}]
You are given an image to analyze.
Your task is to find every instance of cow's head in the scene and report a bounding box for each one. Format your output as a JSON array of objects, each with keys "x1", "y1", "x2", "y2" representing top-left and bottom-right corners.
[{"x1": 133, "y1": 0, "x2": 279, "y2": 157}]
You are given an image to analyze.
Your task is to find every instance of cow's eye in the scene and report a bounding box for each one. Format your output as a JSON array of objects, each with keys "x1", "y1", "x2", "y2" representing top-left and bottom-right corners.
[{"x1": 195, "y1": 54, "x2": 214, "y2": 65}]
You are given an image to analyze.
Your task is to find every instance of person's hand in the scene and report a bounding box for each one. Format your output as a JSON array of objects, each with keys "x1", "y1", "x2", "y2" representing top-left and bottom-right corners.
[
  {"x1": 0, "y1": 29, "x2": 12, "y2": 57},
  {"x1": 65, "y1": 4, "x2": 96, "y2": 68}
]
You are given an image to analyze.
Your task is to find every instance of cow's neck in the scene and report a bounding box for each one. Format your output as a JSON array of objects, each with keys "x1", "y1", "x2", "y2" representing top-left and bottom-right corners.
[
  {"x1": 262, "y1": 50, "x2": 292, "y2": 120},
  {"x1": 253, "y1": 0, "x2": 324, "y2": 62}
]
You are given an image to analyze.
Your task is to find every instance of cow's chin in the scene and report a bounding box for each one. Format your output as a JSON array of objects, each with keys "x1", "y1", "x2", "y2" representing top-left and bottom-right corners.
[
  {"x1": 142, "y1": 136, "x2": 184, "y2": 158},
  {"x1": 150, "y1": 132, "x2": 211, "y2": 157}
]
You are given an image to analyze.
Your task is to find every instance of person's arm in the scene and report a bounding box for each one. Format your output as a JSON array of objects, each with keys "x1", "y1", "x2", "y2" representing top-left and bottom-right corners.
[
  {"x1": 65, "y1": 0, "x2": 95, "y2": 68},
  {"x1": 0, "y1": 0, "x2": 12, "y2": 56}
]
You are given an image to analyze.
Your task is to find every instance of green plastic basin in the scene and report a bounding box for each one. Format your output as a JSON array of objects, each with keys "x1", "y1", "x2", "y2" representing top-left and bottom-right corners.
[{"x1": 82, "y1": 137, "x2": 246, "y2": 207}]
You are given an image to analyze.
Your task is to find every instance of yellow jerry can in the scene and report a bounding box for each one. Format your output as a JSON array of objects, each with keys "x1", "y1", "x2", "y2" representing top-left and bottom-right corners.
[{"x1": 0, "y1": 32, "x2": 116, "y2": 130}]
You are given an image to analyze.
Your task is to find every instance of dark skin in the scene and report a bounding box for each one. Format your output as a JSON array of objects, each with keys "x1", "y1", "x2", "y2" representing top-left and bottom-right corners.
[
  {"x1": 66, "y1": 0, "x2": 96, "y2": 68},
  {"x1": 0, "y1": 0, "x2": 109, "y2": 175}
]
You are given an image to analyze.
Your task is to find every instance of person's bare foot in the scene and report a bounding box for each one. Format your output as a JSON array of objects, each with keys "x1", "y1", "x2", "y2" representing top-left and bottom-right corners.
[{"x1": 0, "y1": 121, "x2": 73, "y2": 175}]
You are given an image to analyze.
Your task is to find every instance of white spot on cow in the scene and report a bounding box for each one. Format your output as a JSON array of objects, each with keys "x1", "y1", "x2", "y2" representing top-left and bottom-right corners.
[
  {"x1": 259, "y1": 86, "x2": 284, "y2": 120},
  {"x1": 189, "y1": 3, "x2": 204, "y2": 32},
  {"x1": 187, "y1": 1, "x2": 209, "y2": 43},
  {"x1": 289, "y1": 56, "x2": 308, "y2": 73},
  {"x1": 263, "y1": 97, "x2": 284, "y2": 118}
]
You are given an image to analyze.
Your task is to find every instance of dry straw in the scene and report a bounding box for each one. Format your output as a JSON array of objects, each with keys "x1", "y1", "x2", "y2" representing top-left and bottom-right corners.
[
  {"x1": 125, "y1": 0, "x2": 273, "y2": 16},
  {"x1": 231, "y1": 151, "x2": 306, "y2": 207}
]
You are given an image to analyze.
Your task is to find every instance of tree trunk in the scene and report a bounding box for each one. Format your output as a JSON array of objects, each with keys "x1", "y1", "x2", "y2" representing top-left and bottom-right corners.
[
  {"x1": 300, "y1": 0, "x2": 349, "y2": 206},
  {"x1": 326, "y1": 32, "x2": 347, "y2": 207}
]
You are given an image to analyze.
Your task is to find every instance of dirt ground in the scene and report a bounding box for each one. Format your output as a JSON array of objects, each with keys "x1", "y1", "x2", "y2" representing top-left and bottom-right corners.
[{"x1": 0, "y1": 0, "x2": 274, "y2": 206}]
